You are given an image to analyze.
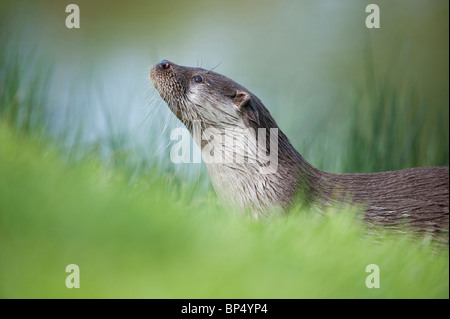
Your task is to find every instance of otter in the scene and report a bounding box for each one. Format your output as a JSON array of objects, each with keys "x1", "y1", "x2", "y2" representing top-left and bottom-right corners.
[{"x1": 150, "y1": 60, "x2": 449, "y2": 235}]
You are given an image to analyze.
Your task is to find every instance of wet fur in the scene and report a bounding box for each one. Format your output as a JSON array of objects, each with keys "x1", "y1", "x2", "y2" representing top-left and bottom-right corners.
[{"x1": 151, "y1": 61, "x2": 449, "y2": 235}]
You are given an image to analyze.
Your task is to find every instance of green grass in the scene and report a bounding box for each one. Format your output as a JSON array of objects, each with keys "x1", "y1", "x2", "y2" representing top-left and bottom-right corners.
[
  {"x1": 0, "y1": 29, "x2": 448, "y2": 298},
  {"x1": 342, "y1": 53, "x2": 449, "y2": 173},
  {"x1": 0, "y1": 122, "x2": 448, "y2": 298}
]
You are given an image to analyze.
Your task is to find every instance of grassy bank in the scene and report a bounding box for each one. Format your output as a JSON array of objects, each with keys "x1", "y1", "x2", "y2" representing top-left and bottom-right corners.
[
  {"x1": 0, "y1": 5, "x2": 448, "y2": 298},
  {"x1": 0, "y1": 122, "x2": 448, "y2": 298}
]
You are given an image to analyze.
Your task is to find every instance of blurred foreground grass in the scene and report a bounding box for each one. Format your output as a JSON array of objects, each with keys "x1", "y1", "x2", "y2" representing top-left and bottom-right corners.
[
  {"x1": 0, "y1": 122, "x2": 448, "y2": 298},
  {"x1": 0, "y1": 7, "x2": 448, "y2": 298}
]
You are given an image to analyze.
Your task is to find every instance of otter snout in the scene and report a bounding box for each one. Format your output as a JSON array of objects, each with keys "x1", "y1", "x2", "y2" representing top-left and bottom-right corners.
[
  {"x1": 151, "y1": 59, "x2": 171, "y2": 83},
  {"x1": 155, "y1": 59, "x2": 171, "y2": 71}
]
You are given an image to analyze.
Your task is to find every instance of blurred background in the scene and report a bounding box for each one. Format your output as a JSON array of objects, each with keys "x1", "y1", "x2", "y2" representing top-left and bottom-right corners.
[
  {"x1": 1, "y1": 0, "x2": 448, "y2": 182},
  {"x1": 0, "y1": 0, "x2": 448, "y2": 299}
]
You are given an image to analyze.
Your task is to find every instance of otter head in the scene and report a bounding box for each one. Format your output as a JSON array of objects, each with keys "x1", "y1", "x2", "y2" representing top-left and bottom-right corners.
[
  {"x1": 150, "y1": 60, "x2": 303, "y2": 213},
  {"x1": 150, "y1": 60, "x2": 260, "y2": 130}
]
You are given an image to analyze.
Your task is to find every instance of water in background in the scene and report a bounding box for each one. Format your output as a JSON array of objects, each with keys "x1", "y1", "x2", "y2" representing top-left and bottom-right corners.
[{"x1": 0, "y1": 0, "x2": 448, "y2": 181}]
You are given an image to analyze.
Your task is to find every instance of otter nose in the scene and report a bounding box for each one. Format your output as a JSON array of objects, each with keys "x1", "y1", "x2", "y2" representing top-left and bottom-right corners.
[{"x1": 158, "y1": 60, "x2": 171, "y2": 70}]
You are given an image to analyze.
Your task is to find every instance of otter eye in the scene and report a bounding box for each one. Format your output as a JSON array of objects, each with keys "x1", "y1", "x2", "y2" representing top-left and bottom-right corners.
[{"x1": 193, "y1": 75, "x2": 203, "y2": 83}]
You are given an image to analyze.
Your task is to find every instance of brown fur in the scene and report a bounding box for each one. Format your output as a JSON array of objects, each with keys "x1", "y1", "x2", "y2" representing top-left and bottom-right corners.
[{"x1": 151, "y1": 60, "x2": 449, "y2": 236}]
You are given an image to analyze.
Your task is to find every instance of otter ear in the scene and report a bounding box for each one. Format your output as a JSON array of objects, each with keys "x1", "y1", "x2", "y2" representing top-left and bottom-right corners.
[
  {"x1": 233, "y1": 90, "x2": 250, "y2": 108},
  {"x1": 233, "y1": 90, "x2": 260, "y2": 126}
]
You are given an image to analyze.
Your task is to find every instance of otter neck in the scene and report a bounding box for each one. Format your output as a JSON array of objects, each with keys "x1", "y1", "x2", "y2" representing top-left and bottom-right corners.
[{"x1": 188, "y1": 121, "x2": 322, "y2": 213}]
